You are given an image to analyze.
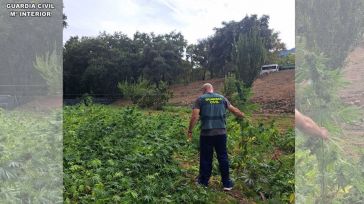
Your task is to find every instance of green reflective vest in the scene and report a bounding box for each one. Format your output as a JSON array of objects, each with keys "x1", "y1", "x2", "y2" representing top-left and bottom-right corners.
[{"x1": 198, "y1": 93, "x2": 227, "y2": 130}]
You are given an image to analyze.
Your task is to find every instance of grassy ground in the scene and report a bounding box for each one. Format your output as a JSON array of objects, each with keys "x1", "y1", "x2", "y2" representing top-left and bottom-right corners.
[
  {"x1": 161, "y1": 105, "x2": 294, "y2": 132},
  {"x1": 153, "y1": 107, "x2": 252, "y2": 203},
  {"x1": 252, "y1": 113, "x2": 294, "y2": 133},
  {"x1": 149, "y1": 105, "x2": 295, "y2": 203}
]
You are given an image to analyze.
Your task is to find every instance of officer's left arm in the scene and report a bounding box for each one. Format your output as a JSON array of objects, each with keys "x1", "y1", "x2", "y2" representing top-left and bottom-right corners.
[{"x1": 227, "y1": 104, "x2": 245, "y2": 118}]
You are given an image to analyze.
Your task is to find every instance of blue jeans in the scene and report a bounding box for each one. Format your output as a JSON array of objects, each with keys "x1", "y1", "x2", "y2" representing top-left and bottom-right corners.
[{"x1": 198, "y1": 134, "x2": 230, "y2": 186}]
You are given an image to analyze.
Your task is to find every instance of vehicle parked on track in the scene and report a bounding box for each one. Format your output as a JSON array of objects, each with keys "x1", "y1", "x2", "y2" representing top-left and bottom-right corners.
[{"x1": 260, "y1": 64, "x2": 279, "y2": 75}]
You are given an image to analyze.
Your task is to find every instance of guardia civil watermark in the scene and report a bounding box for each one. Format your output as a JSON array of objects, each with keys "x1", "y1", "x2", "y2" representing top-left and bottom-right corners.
[{"x1": 6, "y1": 2, "x2": 55, "y2": 17}]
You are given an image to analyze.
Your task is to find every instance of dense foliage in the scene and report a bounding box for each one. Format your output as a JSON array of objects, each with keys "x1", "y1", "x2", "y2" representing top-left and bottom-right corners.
[
  {"x1": 33, "y1": 47, "x2": 63, "y2": 95},
  {"x1": 0, "y1": 109, "x2": 62, "y2": 203},
  {"x1": 277, "y1": 53, "x2": 295, "y2": 67},
  {"x1": 295, "y1": 43, "x2": 364, "y2": 203},
  {"x1": 227, "y1": 117, "x2": 295, "y2": 202},
  {"x1": 118, "y1": 80, "x2": 172, "y2": 109},
  {"x1": 232, "y1": 30, "x2": 267, "y2": 86},
  {"x1": 63, "y1": 105, "x2": 215, "y2": 203},
  {"x1": 63, "y1": 15, "x2": 286, "y2": 98},
  {"x1": 223, "y1": 75, "x2": 258, "y2": 116},
  {"x1": 0, "y1": 1, "x2": 63, "y2": 96},
  {"x1": 63, "y1": 104, "x2": 294, "y2": 203},
  {"x1": 296, "y1": 0, "x2": 364, "y2": 69},
  {"x1": 197, "y1": 15, "x2": 285, "y2": 79},
  {"x1": 296, "y1": 0, "x2": 364, "y2": 203}
]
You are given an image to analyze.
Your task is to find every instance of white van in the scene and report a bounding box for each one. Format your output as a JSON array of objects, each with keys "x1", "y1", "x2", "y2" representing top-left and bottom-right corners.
[{"x1": 260, "y1": 64, "x2": 279, "y2": 75}]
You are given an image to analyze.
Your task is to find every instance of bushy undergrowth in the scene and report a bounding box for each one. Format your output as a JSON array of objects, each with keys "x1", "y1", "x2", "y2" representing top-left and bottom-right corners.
[
  {"x1": 64, "y1": 104, "x2": 294, "y2": 203},
  {"x1": 227, "y1": 117, "x2": 295, "y2": 203},
  {"x1": 63, "y1": 104, "x2": 214, "y2": 203},
  {"x1": 0, "y1": 110, "x2": 62, "y2": 203},
  {"x1": 223, "y1": 76, "x2": 259, "y2": 115},
  {"x1": 118, "y1": 80, "x2": 172, "y2": 110}
]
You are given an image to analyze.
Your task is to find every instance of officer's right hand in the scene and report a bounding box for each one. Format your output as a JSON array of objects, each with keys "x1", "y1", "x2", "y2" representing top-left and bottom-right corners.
[{"x1": 319, "y1": 127, "x2": 329, "y2": 140}]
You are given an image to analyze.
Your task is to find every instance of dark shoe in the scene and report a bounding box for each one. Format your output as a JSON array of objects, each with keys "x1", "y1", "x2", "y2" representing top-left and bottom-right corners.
[
  {"x1": 196, "y1": 181, "x2": 208, "y2": 188},
  {"x1": 223, "y1": 180, "x2": 234, "y2": 191},
  {"x1": 195, "y1": 176, "x2": 208, "y2": 187}
]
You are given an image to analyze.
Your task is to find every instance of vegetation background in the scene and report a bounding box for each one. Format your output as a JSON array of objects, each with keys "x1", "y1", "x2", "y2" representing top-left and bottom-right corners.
[
  {"x1": 60, "y1": 11, "x2": 298, "y2": 203},
  {"x1": 296, "y1": 0, "x2": 364, "y2": 203}
]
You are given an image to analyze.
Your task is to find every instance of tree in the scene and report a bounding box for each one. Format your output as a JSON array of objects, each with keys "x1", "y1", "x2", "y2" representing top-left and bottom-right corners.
[
  {"x1": 142, "y1": 32, "x2": 187, "y2": 86},
  {"x1": 62, "y1": 15, "x2": 285, "y2": 98},
  {"x1": 63, "y1": 32, "x2": 138, "y2": 97},
  {"x1": 296, "y1": 0, "x2": 364, "y2": 69},
  {"x1": 63, "y1": 31, "x2": 189, "y2": 97},
  {"x1": 186, "y1": 39, "x2": 209, "y2": 80},
  {"x1": 278, "y1": 53, "x2": 295, "y2": 66},
  {"x1": 205, "y1": 15, "x2": 285, "y2": 78},
  {"x1": 232, "y1": 30, "x2": 266, "y2": 87}
]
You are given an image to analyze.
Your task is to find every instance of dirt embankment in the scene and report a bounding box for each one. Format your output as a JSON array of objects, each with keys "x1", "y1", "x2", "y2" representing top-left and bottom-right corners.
[
  {"x1": 169, "y1": 70, "x2": 295, "y2": 114},
  {"x1": 339, "y1": 41, "x2": 364, "y2": 155},
  {"x1": 251, "y1": 70, "x2": 294, "y2": 113},
  {"x1": 340, "y1": 41, "x2": 364, "y2": 109},
  {"x1": 168, "y1": 78, "x2": 225, "y2": 106}
]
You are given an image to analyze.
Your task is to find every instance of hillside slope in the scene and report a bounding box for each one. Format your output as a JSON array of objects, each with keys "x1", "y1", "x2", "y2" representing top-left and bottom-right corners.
[
  {"x1": 339, "y1": 41, "x2": 364, "y2": 156},
  {"x1": 169, "y1": 78, "x2": 225, "y2": 106},
  {"x1": 169, "y1": 70, "x2": 294, "y2": 114},
  {"x1": 251, "y1": 70, "x2": 294, "y2": 113},
  {"x1": 340, "y1": 41, "x2": 364, "y2": 109}
]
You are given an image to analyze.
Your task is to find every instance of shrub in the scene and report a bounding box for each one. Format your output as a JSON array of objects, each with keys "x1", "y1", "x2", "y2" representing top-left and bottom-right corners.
[
  {"x1": 33, "y1": 47, "x2": 62, "y2": 95},
  {"x1": 118, "y1": 80, "x2": 172, "y2": 109},
  {"x1": 223, "y1": 75, "x2": 258, "y2": 115}
]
